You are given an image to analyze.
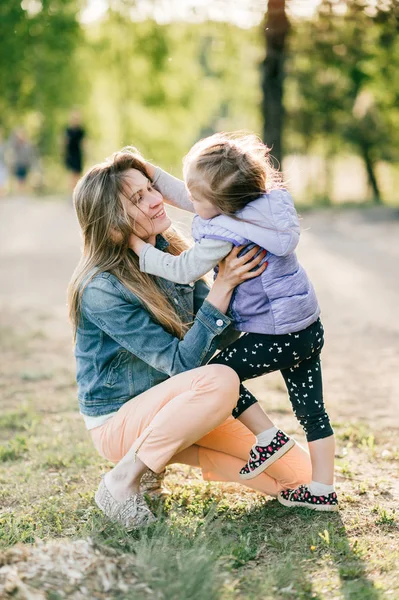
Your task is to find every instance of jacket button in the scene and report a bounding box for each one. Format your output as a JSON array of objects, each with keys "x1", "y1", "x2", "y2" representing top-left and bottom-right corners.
[
  {"x1": 189, "y1": 282, "x2": 195, "y2": 287},
  {"x1": 174, "y1": 298, "x2": 179, "y2": 304},
  {"x1": 216, "y1": 319, "x2": 224, "y2": 327}
]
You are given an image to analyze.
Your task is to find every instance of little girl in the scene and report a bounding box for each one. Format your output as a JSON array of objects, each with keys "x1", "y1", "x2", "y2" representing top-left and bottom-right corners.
[{"x1": 130, "y1": 133, "x2": 338, "y2": 511}]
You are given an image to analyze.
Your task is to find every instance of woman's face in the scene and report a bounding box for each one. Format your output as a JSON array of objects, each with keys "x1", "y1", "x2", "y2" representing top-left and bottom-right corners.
[{"x1": 121, "y1": 169, "x2": 171, "y2": 241}]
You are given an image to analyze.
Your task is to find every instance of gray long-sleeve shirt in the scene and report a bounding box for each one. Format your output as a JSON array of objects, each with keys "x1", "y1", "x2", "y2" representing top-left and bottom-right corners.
[{"x1": 139, "y1": 168, "x2": 233, "y2": 284}]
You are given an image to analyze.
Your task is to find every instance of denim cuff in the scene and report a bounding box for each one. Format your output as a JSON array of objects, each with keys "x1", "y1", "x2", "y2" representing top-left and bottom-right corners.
[{"x1": 197, "y1": 300, "x2": 231, "y2": 335}]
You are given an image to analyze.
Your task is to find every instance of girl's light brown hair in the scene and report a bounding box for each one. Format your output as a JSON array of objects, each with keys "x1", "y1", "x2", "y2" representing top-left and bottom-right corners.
[
  {"x1": 68, "y1": 147, "x2": 190, "y2": 340},
  {"x1": 183, "y1": 132, "x2": 284, "y2": 217}
]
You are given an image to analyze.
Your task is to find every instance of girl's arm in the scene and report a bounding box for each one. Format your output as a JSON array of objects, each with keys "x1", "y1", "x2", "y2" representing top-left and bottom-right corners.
[
  {"x1": 215, "y1": 190, "x2": 300, "y2": 257},
  {"x1": 147, "y1": 163, "x2": 195, "y2": 213},
  {"x1": 129, "y1": 234, "x2": 233, "y2": 285}
]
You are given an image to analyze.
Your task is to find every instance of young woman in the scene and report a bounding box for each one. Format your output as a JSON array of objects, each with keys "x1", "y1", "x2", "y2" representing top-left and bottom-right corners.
[{"x1": 68, "y1": 147, "x2": 312, "y2": 529}]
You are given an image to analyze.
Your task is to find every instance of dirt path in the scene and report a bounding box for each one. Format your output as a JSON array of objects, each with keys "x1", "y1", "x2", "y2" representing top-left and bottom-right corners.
[{"x1": 1, "y1": 196, "x2": 398, "y2": 431}]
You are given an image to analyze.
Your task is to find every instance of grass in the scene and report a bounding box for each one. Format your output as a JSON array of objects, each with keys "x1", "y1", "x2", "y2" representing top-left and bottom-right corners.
[{"x1": 0, "y1": 322, "x2": 398, "y2": 599}]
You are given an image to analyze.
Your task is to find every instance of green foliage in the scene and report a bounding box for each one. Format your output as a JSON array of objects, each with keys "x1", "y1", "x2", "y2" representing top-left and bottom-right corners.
[
  {"x1": 0, "y1": 0, "x2": 84, "y2": 154},
  {"x1": 286, "y1": 0, "x2": 399, "y2": 201},
  {"x1": 84, "y1": 15, "x2": 262, "y2": 170},
  {"x1": 0, "y1": 1, "x2": 398, "y2": 202}
]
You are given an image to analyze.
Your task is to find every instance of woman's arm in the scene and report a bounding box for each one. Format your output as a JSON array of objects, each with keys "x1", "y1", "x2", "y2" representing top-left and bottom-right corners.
[
  {"x1": 83, "y1": 280, "x2": 231, "y2": 376},
  {"x1": 193, "y1": 279, "x2": 241, "y2": 350},
  {"x1": 148, "y1": 164, "x2": 195, "y2": 213},
  {"x1": 82, "y1": 247, "x2": 266, "y2": 377}
]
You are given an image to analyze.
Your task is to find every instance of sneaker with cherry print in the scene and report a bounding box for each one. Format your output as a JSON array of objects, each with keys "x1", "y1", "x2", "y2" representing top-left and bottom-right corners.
[
  {"x1": 278, "y1": 484, "x2": 339, "y2": 511},
  {"x1": 239, "y1": 430, "x2": 295, "y2": 480}
]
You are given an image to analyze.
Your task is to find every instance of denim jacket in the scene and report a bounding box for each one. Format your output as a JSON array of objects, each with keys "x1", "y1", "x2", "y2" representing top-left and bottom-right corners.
[{"x1": 75, "y1": 236, "x2": 238, "y2": 417}]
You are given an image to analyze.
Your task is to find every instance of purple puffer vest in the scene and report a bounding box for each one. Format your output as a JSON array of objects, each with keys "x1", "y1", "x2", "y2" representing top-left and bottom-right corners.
[{"x1": 192, "y1": 189, "x2": 320, "y2": 335}]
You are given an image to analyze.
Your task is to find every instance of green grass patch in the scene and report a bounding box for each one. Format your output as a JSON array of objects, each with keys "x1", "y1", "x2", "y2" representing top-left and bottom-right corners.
[
  {"x1": 0, "y1": 435, "x2": 28, "y2": 462},
  {"x1": 0, "y1": 407, "x2": 39, "y2": 432},
  {"x1": 0, "y1": 321, "x2": 398, "y2": 599}
]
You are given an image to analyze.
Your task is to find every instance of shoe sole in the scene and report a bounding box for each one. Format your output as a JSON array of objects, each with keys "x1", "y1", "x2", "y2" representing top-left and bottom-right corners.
[
  {"x1": 94, "y1": 483, "x2": 106, "y2": 512},
  {"x1": 239, "y1": 438, "x2": 296, "y2": 480},
  {"x1": 277, "y1": 494, "x2": 339, "y2": 512}
]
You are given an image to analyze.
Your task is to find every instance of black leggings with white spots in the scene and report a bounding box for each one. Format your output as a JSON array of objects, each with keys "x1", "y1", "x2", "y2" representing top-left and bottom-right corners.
[{"x1": 209, "y1": 318, "x2": 333, "y2": 443}]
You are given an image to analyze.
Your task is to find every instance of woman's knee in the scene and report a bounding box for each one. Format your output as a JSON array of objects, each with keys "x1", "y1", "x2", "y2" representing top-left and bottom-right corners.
[
  {"x1": 199, "y1": 364, "x2": 240, "y2": 408},
  {"x1": 211, "y1": 364, "x2": 240, "y2": 390}
]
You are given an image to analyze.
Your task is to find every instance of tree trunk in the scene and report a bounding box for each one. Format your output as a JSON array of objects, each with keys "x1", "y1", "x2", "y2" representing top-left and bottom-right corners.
[
  {"x1": 324, "y1": 153, "x2": 334, "y2": 203},
  {"x1": 362, "y1": 144, "x2": 382, "y2": 203},
  {"x1": 261, "y1": 0, "x2": 289, "y2": 166}
]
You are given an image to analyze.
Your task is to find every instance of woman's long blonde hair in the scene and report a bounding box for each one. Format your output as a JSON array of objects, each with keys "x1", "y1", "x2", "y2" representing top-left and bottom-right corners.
[{"x1": 68, "y1": 147, "x2": 190, "y2": 340}]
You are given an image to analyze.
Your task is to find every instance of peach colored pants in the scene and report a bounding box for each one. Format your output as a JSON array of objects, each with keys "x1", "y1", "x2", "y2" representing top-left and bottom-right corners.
[{"x1": 91, "y1": 364, "x2": 312, "y2": 496}]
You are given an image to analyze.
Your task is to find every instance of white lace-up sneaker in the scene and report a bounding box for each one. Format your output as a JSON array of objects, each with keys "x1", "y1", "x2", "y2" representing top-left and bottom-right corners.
[
  {"x1": 140, "y1": 468, "x2": 168, "y2": 498},
  {"x1": 95, "y1": 477, "x2": 156, "y2": 529}
]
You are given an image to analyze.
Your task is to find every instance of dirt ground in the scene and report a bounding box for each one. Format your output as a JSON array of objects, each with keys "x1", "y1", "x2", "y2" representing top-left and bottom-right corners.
[
  {"x1": 1, "y1": 196, "x2": 398, "y2": 599},
  {"x1": 1, "y1": 196, "x2": 398, "y2": 430}
]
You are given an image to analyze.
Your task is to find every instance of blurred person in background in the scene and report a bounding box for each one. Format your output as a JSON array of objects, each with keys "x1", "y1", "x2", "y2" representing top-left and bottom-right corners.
[
  {"x1": 8, "y1": 128, "x2": 35, "y2": 193},
  {"x1": 64, "y1": 109, "x2": 86, "y2": 191}
]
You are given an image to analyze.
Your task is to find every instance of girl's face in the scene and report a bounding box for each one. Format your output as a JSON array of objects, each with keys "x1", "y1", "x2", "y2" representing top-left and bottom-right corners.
[
  {"x1": 188, "y1": 189, "x2": 221, "y2": 220},
  {"x1": 121, "y1": 169, "x2": 171, "y2": 241}
]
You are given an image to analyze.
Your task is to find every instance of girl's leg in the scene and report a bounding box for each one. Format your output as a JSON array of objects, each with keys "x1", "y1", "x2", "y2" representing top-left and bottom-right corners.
[
  {"x1": 171, "y1": 445, "x2": 200, "y2": 467},
  {"x1": 277, "y1": 352, "x2": 338, "y2": 510},
  {"x1": 308, "y1": 436, "x2": 335, "y2": 485},
  {"x1": 210, "y1": 331, "x2": 304, "y2": 475},
  {"x1": 210, "y1": 320, "x2": 335, "y2": 485},
  {"x1": 210, "y1": 322, "x2": 325, "y2": 421},
  {"x1": 91, "y1": 364, "x2": 239, "y2": 502},
  {"x1": 209, "y1": 333, "x2": 278, "y2": 434},
  {"x1": 172, "y1": 417, "x2": 312, "y2": 496},
  {"x1": 280, "y1": 352, "x2": 335, "y2": 484},
  {"x1": 236, "y1": 401, "x2": 274, "y2": 434}
]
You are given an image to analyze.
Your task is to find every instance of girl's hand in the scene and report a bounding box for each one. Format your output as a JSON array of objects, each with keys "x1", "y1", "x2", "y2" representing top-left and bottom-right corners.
[
  {"x1": 145, "y1": 162, "x2": 156, "y2": 180},
  {"x1": 129, "y1": 232, "x2": 147, "y2": 255},
  {"x1": 217, "y1": 245, "x2": 268, "y2": 292}
]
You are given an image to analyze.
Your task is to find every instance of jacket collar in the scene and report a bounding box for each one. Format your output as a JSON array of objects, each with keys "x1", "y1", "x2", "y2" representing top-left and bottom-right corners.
[{"x1": 155, "y1": 234, "x2": 170, "y2": 251}]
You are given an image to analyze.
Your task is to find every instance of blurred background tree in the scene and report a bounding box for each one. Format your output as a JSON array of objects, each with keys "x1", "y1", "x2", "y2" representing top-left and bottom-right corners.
[
  {"x1": 286, "y1": 0, "x2": 399, "y2": 203},
  {"x1": 0, "y1": 0, "x2": 397, "y2": 203},
  {"x1": 261, "y1": 0, "x2": 290, "y2": 166},
  {"x1": 0, "y1": 0, "x2": 84, "y2": 158}
]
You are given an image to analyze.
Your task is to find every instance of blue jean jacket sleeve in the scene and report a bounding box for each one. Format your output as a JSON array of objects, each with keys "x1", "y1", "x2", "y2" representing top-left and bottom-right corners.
[
  {"x1": 82, "y1": 276, "x2": 232, "y2": 377},
  {"x1": 193, "y1": 279, "x2": 240, "y2": 350}
]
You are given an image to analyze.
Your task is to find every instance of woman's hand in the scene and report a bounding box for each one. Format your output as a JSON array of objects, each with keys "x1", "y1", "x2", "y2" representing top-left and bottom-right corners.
[
  {"x1": 207, "y1": 245, "x2": 267, "y2": 314},
  {"x1": 217, "y1": 245, "x2": 268, "y2": 291}
]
